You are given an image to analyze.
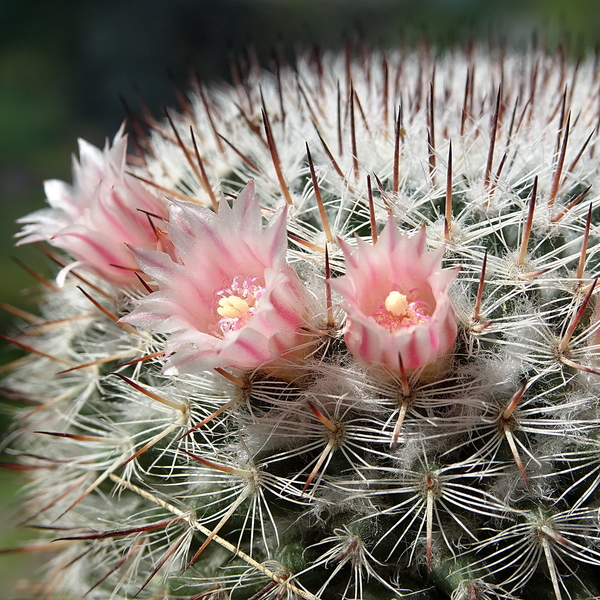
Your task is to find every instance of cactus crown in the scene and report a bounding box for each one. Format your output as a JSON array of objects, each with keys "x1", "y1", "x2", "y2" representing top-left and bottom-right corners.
[{"x1": 5, "y1": 43, "x2": 600, "y2": 600}]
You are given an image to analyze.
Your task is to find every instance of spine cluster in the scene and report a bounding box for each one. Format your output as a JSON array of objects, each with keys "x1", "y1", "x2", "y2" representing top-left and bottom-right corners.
[{"x1": 5, "y1": 43, "x2": 600, "y2": 600}]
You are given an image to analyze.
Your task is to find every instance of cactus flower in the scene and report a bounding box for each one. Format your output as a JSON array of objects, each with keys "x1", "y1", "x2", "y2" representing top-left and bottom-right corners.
[
  {"x1": 123, "y1": 181, "x2": 309, "y2": 374},
  {"x1": 15, "y1": 127, "x2": 168, "y2": 285},
  {"x1": 330, "y1": 223, "x2": 458, "y2": 371}
]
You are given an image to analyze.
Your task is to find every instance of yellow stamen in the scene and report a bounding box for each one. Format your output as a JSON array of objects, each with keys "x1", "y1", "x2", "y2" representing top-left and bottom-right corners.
[
  {"x1": 384, "y1": 291, "x2": 409, "y2": 317},
  {"x1": 217, "y1": 296, "x2": 250, "y2": 319}
]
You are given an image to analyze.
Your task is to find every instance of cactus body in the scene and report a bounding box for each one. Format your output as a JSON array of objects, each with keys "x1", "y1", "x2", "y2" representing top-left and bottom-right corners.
[{"x1": 5, "y1": 45, "x2": 600, "y2": 600}]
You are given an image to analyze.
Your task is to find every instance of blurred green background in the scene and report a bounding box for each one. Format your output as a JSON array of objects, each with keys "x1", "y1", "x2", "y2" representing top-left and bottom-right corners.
[{"x1": 2, "y1": 0, "x2": 600, "y2": 596}]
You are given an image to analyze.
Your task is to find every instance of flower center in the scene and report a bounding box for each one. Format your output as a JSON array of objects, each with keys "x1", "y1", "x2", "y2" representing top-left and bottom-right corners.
[
  {"x1": 217, "y1": 296, "x2": 250, "y2": 319},
  {"x1": 215, "y1": 275, "x2": 265, "y2": 335},
  {"x1": 370, "y1": 289, "x2": 431, "y2": 332}
]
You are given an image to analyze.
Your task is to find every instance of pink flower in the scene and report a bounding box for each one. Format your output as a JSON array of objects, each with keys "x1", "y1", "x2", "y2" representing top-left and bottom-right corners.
[
  {"x1": 15, "y1": 127, "x2": 168, "y2": 285},
  {"x1": 330, "y1": 222, "x2": 458, "y2": 372},
  {"x1": 122, "y1": 182, "x2": 309, "y2": 374}
]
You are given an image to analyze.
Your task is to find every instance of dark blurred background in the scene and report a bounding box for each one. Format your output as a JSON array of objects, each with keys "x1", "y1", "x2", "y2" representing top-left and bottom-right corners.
[{"x1": 1, "y1": 0, "x2": 600, "y2": 594}]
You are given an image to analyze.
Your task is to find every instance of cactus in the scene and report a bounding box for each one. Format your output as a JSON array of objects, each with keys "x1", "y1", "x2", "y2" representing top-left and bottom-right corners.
[{"x1": 4, "y1": 42, "x2": 600, "y2": 600}]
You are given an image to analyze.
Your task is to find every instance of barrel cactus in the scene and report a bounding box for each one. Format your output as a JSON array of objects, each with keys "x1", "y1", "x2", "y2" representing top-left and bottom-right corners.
[{"x1": 4, "y1": 41, "x2": 600, "y2": 600}]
